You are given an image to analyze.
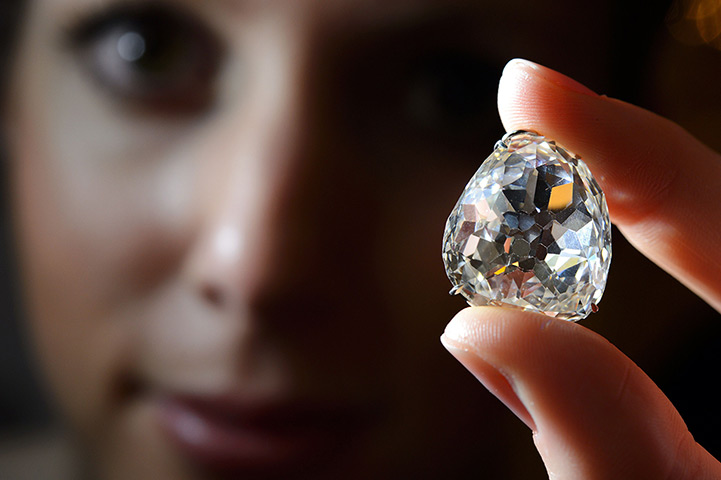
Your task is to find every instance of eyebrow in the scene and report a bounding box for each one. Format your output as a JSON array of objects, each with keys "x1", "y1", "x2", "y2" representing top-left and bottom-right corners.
[
  {"x1": 62, "y1": 0, "x2": 485, "y2": 26},
  {"x1": 207, "y1": 0, "x2": 486, "y2": 26},
  {"x1": 59, "y1": 0, "x2": 489, "y2": 45}
]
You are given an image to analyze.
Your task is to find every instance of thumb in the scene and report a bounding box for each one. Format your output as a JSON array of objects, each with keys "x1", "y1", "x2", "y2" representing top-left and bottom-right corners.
[{"x1": 441, "y1": 307, "x2": 721, "y2": 480}]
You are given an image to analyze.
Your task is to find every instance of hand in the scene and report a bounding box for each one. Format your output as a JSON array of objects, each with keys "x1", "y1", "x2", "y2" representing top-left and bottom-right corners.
[{"x1": 441, "y1": 59, "x2": 721, "y2": 479}]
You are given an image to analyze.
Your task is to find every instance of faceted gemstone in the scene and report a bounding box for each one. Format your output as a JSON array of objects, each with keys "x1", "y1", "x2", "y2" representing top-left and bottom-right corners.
[{"x1": 442, "y1": 131, "x2": 611, "y2": 321}]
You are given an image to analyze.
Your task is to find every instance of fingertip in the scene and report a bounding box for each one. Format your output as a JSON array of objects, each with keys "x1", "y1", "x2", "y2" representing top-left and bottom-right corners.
[
  {"x1": 498, "y1": 58, "x2": 598, "y2": 132},
  {"x1": 439, "y1": 307, "x2": 479, "y2": 346},
  {"x1": 443, "y1": 306, "x2": 583, "y2": 361},
  {"x1": 442, "y1": 306, "x2": 526, "y2": 354}
]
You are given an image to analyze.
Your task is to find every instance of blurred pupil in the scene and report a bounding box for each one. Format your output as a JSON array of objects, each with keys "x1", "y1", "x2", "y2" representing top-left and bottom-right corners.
[
  {"x1": 116, "y1": 32, "x2": 145, "y2": 62},
  {"x1": 114, "y1": 13, "x2": 194, "y2": 78}
]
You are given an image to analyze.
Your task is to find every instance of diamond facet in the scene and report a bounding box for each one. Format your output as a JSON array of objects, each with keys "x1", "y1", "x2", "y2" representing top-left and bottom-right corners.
[{"x1": 442, "y1": 131, "x2": 612, "y2": 321}]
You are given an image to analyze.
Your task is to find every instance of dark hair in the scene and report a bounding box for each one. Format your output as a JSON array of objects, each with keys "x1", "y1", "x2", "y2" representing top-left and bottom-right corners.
[
  {"x1": 1, "y1": 0, "x2": 27, "y2": 110},
  {"x1": 0, "y1": 0, "x2": 49, "y2": 434}
]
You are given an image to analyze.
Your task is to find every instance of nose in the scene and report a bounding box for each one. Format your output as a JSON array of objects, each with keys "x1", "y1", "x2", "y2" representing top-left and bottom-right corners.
[
  {"x1": 185, "y1": 94, "x2": 311, "y2": 313},
  {"x1": 181, "y1": 27, "x2": 378, "y2": 325},
  {"x1": 185, "y1": 124, "x2": 321, "y2": 313}
]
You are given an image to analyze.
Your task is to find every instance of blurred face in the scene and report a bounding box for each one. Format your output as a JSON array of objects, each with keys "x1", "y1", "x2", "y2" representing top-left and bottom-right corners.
[{"x1": 7, "y1": 1, "x2": 613, "y2": 478}]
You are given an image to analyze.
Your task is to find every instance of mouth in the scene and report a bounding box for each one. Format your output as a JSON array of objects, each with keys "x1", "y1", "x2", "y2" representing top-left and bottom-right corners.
[{"x1": 156, "y1": 392, "x2": 374, "y2": 475}]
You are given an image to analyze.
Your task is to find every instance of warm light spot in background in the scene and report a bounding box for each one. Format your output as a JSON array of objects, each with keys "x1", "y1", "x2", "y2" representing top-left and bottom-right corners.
[{"x1": 668, "y1": 0, "x2": 721, "y2": 49}]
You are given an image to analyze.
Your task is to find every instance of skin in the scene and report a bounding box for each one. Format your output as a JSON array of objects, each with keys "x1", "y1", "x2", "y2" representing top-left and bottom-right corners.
[
  {"x1": 443, "y1": 60, "x2": 721, "y2": 479},
  {"x1": 3, "y1": 0, "x2": 720, "y2": 478}
]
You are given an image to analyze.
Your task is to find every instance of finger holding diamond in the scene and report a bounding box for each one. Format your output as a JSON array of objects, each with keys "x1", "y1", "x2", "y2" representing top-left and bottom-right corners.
[
  {"x1": 441, "y1": 307, "x2": 721, "y2": 480},
  {"x1": 497, "y1": 58, "x2": 721, "y2": 312}
]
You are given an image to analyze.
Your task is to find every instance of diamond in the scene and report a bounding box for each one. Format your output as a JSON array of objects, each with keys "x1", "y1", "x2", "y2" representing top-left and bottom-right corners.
[{"x1": 442, "y1": 131, "x2": 612, "y2": 321}]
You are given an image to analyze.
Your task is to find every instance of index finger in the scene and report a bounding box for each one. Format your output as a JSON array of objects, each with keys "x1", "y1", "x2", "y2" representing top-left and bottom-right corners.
[{"x1": 497, "y1": 59, "x2": 721, "y2": 311}]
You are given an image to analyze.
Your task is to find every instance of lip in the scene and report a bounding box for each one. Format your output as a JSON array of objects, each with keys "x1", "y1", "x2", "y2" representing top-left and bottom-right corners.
[{"x1": 156, "y1": 392, "x2": 372, "y2": 475}]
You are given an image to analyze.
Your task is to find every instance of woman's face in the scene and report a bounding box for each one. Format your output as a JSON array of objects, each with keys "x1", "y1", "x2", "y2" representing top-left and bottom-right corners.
[{"x1": 7, "y1": 1, "x2": 613, "y2": 478}]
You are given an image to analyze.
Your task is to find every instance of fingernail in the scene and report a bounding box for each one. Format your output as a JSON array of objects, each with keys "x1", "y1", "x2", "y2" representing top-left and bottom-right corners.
[
  {"x1": 441, "y1": 334, "x2": 536, "y2": 431},
  {"x1": 503, "y1": 58, "x2": 598, "y2": 97}
]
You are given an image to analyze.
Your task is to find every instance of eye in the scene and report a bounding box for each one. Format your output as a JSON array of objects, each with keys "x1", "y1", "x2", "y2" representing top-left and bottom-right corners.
[
  {"x1": 405, "y1": 52, "x2": 499, "y2": 136},
  {"x1": 67, "y1": 3, "x2": 225, "y2": 115}
]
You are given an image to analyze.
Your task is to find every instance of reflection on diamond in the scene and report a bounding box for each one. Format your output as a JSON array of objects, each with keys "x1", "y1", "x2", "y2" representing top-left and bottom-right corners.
[{"x1": 442, "y1": 131, "x2": 612, "y2": 321}]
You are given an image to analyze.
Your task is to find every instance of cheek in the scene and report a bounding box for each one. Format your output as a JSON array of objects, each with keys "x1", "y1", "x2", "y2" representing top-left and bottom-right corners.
[
  {"x1": 8, "y1": 28, "x2": 201, "y2": 434},
  {"x1": 11, "y1": 129, "x2": 143, "y2": 436}
]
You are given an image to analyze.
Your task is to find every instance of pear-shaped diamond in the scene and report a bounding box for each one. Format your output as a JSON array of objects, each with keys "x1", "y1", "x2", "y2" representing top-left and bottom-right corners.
[{"x1": 442, "y1": 131, "x2": 611, "y2": 321}]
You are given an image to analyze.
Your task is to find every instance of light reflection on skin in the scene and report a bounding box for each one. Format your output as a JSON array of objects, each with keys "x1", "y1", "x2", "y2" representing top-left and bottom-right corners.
[{"x1": 6, "y1": 0, "x2": 709, "y2": 479}]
